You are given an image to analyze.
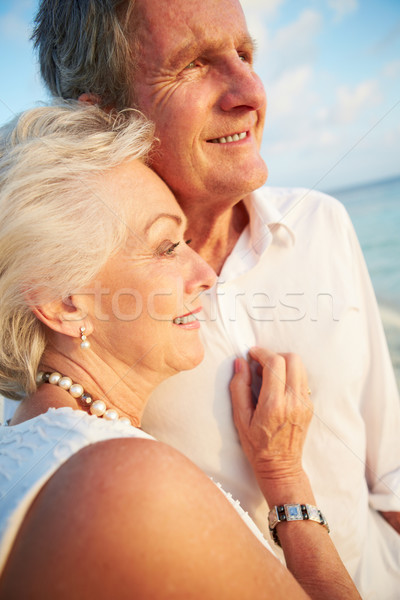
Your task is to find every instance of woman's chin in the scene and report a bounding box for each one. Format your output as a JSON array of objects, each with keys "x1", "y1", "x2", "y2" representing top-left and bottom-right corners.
[
  {"x1": 172, "y1": 344, "x2": 205, "y2": 374},
  {"x1": 185, "y1": 347, "x2": 205, "y2": 371}
]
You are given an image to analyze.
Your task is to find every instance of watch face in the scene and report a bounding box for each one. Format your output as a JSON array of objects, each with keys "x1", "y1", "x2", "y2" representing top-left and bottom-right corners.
[{"x1": 285, "y1": 504, "x2": 304, "y2": 521}]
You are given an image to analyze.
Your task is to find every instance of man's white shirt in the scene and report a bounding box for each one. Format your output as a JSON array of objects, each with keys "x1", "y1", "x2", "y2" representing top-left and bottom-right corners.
[{"x1": 143, "y1": 186, "x2": 400, "y2": 599}]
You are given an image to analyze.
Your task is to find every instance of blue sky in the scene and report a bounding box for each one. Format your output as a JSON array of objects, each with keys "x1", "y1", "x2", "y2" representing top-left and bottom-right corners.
[{"x1": 0, "y1": 0, "x2": 399, "y2": 191}]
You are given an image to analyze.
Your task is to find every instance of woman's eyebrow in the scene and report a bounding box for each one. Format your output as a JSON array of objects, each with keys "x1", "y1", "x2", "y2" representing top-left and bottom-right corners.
[{"x1": 145, "y1": 213, "x2": 183, "y2": 234}]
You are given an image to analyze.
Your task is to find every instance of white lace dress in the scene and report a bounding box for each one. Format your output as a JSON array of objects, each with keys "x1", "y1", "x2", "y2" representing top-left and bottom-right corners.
[{"x1": 0, "y1": 407, "x2": 271, "y2": 573}]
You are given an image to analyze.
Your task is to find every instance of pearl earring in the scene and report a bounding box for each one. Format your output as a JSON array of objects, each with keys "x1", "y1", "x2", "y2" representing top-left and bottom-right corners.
[{"x1": 80, "y1": 326, "x2": 91, "y2": 349}]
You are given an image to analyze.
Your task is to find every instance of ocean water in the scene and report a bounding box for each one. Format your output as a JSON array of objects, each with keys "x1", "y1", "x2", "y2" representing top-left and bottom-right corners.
[{"x1": 329, "y1": 175, "x2": 400, "y2": 388}]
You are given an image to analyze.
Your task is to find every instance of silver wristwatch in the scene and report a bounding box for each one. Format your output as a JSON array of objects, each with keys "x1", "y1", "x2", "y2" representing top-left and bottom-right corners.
[{"x1": 268, "y1": 503, "x2": 330, "y2": 547}]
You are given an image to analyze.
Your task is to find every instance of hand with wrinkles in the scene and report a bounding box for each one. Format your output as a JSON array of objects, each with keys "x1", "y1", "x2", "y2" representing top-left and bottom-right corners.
[{"x1": 230, "y1": 346, "x2": 313, "y2": 496}]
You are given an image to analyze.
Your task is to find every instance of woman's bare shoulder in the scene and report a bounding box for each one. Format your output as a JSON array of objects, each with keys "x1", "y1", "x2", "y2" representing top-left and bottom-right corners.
[{"x1": 0, "y1": 437, "x2": 306, "y2": 600}]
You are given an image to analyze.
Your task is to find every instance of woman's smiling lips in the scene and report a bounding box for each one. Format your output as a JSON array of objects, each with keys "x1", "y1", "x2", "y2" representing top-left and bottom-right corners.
[{"x1": 173, "y1": 306, "x2": 202, "y2": 329}]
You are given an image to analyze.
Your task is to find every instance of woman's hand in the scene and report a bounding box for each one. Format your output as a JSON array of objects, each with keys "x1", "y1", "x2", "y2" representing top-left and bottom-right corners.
[
  {"x1": 230, "y1": 348, "x2": 361, "y2": 599},
  {"x1": 230, "y1": 347, "x2": 313, "y2": 490}
]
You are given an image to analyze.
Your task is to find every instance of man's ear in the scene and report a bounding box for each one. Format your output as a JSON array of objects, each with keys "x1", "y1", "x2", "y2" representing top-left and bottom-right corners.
[
  {"x1": 32, "y1": 296, "x2": 93, "y2": 338},
  {"x1": 78, "y1": 93, "x2": 116, "y2": 114},
  {"x1": 78, "y1": 93, "x2": 103, "y2": 106}
]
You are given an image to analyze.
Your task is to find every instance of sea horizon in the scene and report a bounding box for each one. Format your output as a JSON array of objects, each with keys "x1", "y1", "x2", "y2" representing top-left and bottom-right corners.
[{"x1": 326, "y1": 172, "x2": 400, "y2": 198}]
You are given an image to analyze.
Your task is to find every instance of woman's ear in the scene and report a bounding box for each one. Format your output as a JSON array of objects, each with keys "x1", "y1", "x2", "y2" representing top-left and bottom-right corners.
[{"x1": 32, "y1": 296, "x2": 93, "y2": 338}]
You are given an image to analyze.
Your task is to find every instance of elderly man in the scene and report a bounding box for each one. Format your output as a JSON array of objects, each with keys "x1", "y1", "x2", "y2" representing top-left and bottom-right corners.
[{"x1": 32, "y1": 0, "x2": 400, "y2": 596}]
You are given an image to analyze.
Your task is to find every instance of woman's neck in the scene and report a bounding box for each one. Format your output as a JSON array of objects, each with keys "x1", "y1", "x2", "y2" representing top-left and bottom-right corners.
[{"x1": 12, "y1": 347, "x2": 157, "y2": 428}]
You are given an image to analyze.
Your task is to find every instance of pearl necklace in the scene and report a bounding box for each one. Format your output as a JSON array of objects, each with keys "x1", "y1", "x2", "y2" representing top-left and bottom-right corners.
[{"x1": 36, "y1": 371, "x2": 132, "y2": 426}]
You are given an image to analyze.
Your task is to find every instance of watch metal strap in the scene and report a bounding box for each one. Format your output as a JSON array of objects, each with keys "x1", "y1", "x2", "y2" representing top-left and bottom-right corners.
[{"x1": 268, "y1": 503, "x2": 330, "y2": 547}]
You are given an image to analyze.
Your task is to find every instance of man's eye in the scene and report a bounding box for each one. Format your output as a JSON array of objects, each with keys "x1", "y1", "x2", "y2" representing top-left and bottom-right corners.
[{"x1": 185, "y1": 61, "x2": 197, "y2": 69}]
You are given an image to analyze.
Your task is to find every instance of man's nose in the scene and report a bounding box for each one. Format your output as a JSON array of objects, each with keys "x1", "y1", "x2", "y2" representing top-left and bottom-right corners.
[{"x1": 219, "y1": 55, "x2": 266, "y2": 113}]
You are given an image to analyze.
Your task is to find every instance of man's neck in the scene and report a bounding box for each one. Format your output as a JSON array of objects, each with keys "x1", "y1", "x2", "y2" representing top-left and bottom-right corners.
[{"x1": 184, "y1": 200, "x2": 249, "y2": 274}]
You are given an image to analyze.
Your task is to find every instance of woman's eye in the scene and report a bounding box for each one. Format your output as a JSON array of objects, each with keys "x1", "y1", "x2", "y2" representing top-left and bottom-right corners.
[
  {"x1": 185, "y1": 239, "x2": 192, "y2": 246},
  {"x1": 160, "y1": 241, "x2": 180, "y2": 257}
]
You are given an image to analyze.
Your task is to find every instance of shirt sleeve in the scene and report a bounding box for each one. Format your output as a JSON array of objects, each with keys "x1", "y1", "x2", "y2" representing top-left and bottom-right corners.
[{"x1": 343, "y1": 205, "x2": 400, "y2": 512}]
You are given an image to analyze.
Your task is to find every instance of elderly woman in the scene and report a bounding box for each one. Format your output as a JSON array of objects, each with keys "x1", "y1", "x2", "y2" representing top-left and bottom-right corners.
[{"x1": 0, "y1": 103, "x2": 359, "y2": 599}]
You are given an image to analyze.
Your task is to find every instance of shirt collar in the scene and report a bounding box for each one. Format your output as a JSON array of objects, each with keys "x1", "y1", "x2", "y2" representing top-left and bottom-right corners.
[
  {"x1": 218, "y1": 188, "x2": 296, "y2": 282},
  {"x1": 244, "y1": 188, "x2": 296, "y2": 256}
]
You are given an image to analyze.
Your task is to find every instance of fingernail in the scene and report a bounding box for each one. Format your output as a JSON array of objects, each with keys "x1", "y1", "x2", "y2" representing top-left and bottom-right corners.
[{"x1": 234, "y1": 358, "x2": 241, "y2": 373}]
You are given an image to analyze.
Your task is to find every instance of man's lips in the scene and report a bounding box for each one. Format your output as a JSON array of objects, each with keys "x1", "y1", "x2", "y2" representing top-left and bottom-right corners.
[
  {"x1": 173, "y1": 306, "x2": 202, "y2": 325},
  {"x1": 207, "y1": 130, "x2": 248, "y2": 144}
]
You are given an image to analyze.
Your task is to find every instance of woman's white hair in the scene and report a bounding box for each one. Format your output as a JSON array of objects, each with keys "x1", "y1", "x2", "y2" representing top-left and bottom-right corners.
[{"x1": 0, "y1": 101, "x2": 154, "y2": 400}]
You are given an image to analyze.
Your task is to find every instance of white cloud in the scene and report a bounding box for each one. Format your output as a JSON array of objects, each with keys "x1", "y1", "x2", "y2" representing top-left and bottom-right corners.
[
  {"x1": 265, "y1": 123, "x2": 338, "y2": 158},
  {"x1": 333, "y1": 80, "x2": 382, "y2": 124},
  {"x1": 0, "y1": 1, "x2": 35, "y2": 44},
  {"x1": 241, "y1": 6, "x2": 324, "y2": 87},
  {"x1": 268, "y1": 65, "x2": 314, "y2": 117},
  {"x1": 317, "y1": 129, "x2": 338, "y2": 147},
  {"x1": 369, "y1": 20, "x2": 400, "y2": 54},
  {"x1": 273, "y1": 9, "x2": 322, "y2": 46},
  {"x1": 266, "y1": 9, "x2": 323, "y2": 79},
  {"x1": 328, "y1": 0, "x2": 359, "y2": 22},
  {"x1": 383, "y1": 60, "x2": 400, "y2": 79},
  {"x1": 240, "y1": 0, "x2": 285, "y2": 18},
  {"x1": 263, "y1": 63, "x2": 332, "y2": 159},
  {"x1": 0, "y1": 12, "x2": 29, "y2": 41},
  {"x1": 382, "y1": 123, "x2": 400, "y2": 148},
  {"x1": 244, "y1": 2, "x2": 400, "y2": 189},
  {"x1": 243, "y1": 14, "x2": 270, "y2": 57},
  {"x1": 242, "y1": 4, "x2": 324, "y2": 76},
  {"x1": 240, "y1": 0, "x2": 283, "y2": 57},
  {"x1": 265, "y1": 77, "x2": 385, "y2": 166}
]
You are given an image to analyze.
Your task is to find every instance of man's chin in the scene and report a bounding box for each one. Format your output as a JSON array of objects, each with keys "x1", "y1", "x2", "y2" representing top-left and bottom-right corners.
[{"x1": 216, "y1": 161, "x2": 268, "y2": 198}]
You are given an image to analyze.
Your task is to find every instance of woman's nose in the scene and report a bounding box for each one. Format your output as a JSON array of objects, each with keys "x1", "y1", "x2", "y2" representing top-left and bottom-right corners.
[{"x1": 185, "y1": 248, "x2": 217, "y2": 295}]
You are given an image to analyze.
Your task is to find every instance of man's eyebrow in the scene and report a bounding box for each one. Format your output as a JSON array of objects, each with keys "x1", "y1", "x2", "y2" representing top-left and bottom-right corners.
[
  {"x1": 242, "y1": 35, "x2": 257, "y2": 51},
  {"x1": 250, "y1": 36, "x2": 258, "y2": 54},
  {"x1": 145, "y1": 213, "x2": 183, "y2": 233},
  {"x1": 167, "y1": 42, "x2": 202, "y2": 69},
  {"x1": 168, "y1": 34, "x2": 256, "y2": 69}
]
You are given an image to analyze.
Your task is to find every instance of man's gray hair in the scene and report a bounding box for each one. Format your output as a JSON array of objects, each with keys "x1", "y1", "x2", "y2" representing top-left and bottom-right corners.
[{"x1": 32, "y1": 0, "x2": 138, "y2": 109}]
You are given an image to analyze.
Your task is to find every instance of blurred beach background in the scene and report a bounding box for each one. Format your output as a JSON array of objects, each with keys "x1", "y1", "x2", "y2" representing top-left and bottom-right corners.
[
  {"x1": 0, "y1": 0, "x2": 399, "y2": 389},
  {"x1": 332, "y1": 176, "x2": 400, "y2": 388}
]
